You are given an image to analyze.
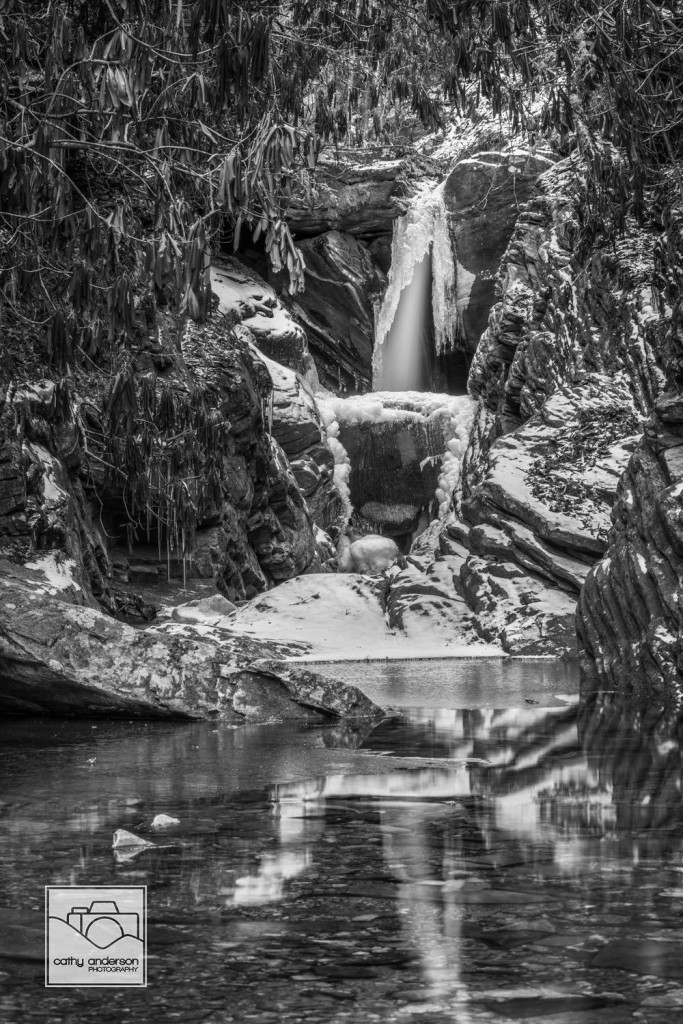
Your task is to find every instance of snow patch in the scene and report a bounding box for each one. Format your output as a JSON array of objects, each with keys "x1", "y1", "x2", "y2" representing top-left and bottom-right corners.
[{"x1": 22, "y1": 553, "x2": 79, "y2": 595}]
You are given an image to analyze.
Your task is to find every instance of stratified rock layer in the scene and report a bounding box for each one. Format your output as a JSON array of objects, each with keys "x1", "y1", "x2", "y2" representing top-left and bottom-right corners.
[
  {"x1": 288, "y1": 158, "x2": 422, "y2": 239},
  {"x1": 578, "y1": 396, "x2": 683, "y2": 704},
  {"x1": 426, "y1": 156, "x2": 669, "y2": 655}
]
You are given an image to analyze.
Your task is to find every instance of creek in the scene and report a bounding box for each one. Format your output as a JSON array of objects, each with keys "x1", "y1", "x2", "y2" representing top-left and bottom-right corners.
[{"x1": 2, "y1": 660, "x2": 683, "y2": 1023}]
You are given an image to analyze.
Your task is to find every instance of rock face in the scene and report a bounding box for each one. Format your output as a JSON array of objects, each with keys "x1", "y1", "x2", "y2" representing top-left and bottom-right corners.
[
  {"x1": 288, "y1": 157, "x2": 423, "y2": 239},
  {"x1": 414, "y1": 156, "x2": 670, "y2": 655},
  {"x1": 210, "y1": 258, "x2": 317, "y2": 385},
  {"x1": 265, "y1": 357, "x2": 344, "y2": 536},
  {"x1": 341, "y1": 417, "x2": 444, "y2": 537},
  {"x1": 0, "y1": 271, "x2": 339, "y2": 616},
  {"x1": 289, "y1": 231, "x2": 387, "y2": 392},
  {"x1": 0, "y1": 558, "x2": 380, "y2": 721},
  {"x1": 577, "y1": 394, "x2": 683, "y2": 704},
  {"x1": 443, "y1": 148, "x2": 557, "y2": 356}
]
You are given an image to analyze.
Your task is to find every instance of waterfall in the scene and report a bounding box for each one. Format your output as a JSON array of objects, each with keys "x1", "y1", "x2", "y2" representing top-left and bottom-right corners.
[{"x1": 373, "y1": 182, "x2": 456, "y2": 390}]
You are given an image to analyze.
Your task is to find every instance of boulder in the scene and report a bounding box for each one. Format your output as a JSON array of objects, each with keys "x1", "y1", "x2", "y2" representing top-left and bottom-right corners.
[
  {"x1": 210, "y1": 258, "x2": 317, "y2": 384},
  {"x1": 0, "y1": 560, "x2": 381, "y2": 721}
]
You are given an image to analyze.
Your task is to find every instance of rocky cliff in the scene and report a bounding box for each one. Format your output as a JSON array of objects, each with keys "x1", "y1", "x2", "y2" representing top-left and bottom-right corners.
[
  {"x1": 3, "y1": 128, "x2": 681, "y2": 711},
  {"x1": 577, "y1": 375, "x2": 683, "y2": 704},
  {"x1": 385, "y1": 152, "x2": 669, "y2": 656}
]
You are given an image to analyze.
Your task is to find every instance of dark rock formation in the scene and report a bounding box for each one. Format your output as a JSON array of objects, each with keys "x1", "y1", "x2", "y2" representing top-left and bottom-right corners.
[
  {"x1": 443, "y1": 148, "x2": 557, "y2": 356},
  {"x1": 338, "y1": 405, "x2": 447, "y2": 539},
  {"x1": 0, "y1": 290, "x2": 331, "y2": 615},
  {"x1": 578, "y1": 395, "x2": 683, "y2": 704},
  {"x1": 289, "y1": 230, "x2": 387, "y2": 392},
  {"x1": 288, "y1": 157, "x2": 423, "y2": 239},
  {"x1": 342, "y1": 417, "x2": 442, "y2": 531},
  {"x1": 0, "y1": 559, "x2": 380, "y2": 721},
  {"x1": 266, "y1": 359, "x2": 344, "y2": 536}
]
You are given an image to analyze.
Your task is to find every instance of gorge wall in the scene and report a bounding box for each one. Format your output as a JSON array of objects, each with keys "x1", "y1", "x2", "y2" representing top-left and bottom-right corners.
[
  {"x1": 381, "y1": 150, "x2": 669, "y2": 659},
  {"x1": 2, "y1": 127, "x2": 682, "y2": 713}
]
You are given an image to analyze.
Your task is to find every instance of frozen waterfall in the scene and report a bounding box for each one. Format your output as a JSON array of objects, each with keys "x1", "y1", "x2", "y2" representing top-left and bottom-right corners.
[{"x1": 373, "y1": 182, "x2": 457, "y2": 391}]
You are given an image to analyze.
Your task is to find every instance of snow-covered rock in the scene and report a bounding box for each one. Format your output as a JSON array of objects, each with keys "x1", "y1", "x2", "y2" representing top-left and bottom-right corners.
[
  {"x1": 0, "y1": 560, "x2": 380, "y2": 720},
  {"x1": 211, "y1": 258, "x2": 317, "y2": 385},
  {"x1": 431, "y1": 157, "x2": 667, "y2": 656}
]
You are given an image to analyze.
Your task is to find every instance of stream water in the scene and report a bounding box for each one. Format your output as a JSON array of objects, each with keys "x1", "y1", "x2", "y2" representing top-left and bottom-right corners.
[{"x1": 1, "y1": 661, "x2": 683, "y2": 1023}]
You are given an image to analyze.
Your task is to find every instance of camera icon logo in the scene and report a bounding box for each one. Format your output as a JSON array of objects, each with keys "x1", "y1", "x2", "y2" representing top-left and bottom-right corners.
[{"x1": 66, "y1": 900, "x2": 140, "y2": 944}]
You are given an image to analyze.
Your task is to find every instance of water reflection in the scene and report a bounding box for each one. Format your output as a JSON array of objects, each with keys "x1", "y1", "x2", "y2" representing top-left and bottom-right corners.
[{"x1": 2, "y1": 698, "x2": 683, "y2": 1022}]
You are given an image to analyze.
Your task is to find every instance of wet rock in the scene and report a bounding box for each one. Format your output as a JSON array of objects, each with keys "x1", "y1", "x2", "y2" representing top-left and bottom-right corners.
[
  {"x1": 112, "y1": 829, "x2": 155, "y2": 849},
  {"x1": 247, "y1": 661, "x2": 381, "y2": 719},
  {"x1": 289, "y1": 231, "x2": 387, "y2": 392}
]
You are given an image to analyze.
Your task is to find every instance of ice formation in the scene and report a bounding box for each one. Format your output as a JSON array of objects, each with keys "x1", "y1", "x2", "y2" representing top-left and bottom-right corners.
[
  {"x1": 373, "y1": 181, "x2": 456, "y2": 389},
  {"x1": 316, "y1": 399, "x2": 352, "y2": 522},
  {"x1": 317, "y1": 390, "x2": 476, "y2": 519}
]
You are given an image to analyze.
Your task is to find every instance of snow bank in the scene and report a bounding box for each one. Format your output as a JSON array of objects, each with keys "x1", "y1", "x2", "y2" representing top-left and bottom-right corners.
[{"x1": 229, "y1": 573, "x2": 503, "y2": 661}]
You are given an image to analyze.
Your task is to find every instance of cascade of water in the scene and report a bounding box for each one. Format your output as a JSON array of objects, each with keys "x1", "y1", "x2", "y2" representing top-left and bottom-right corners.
[{"x1": 373, "y1": 182, "x2": 456, "y2": 390}]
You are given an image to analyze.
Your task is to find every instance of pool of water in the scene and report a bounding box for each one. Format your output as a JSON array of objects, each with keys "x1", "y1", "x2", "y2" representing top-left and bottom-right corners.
[
  {"x1": 1, "y1": 679, "x2": 683, "y2": 1022},
  {"x1": 307, "y1": 658, "x2": 580, "y2": 709}
]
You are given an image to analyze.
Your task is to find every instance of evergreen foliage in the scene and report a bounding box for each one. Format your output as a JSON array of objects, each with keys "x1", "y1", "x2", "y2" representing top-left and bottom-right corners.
[{"x1": 1, "y1": 0, "x2": 682, "y2": 374}]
